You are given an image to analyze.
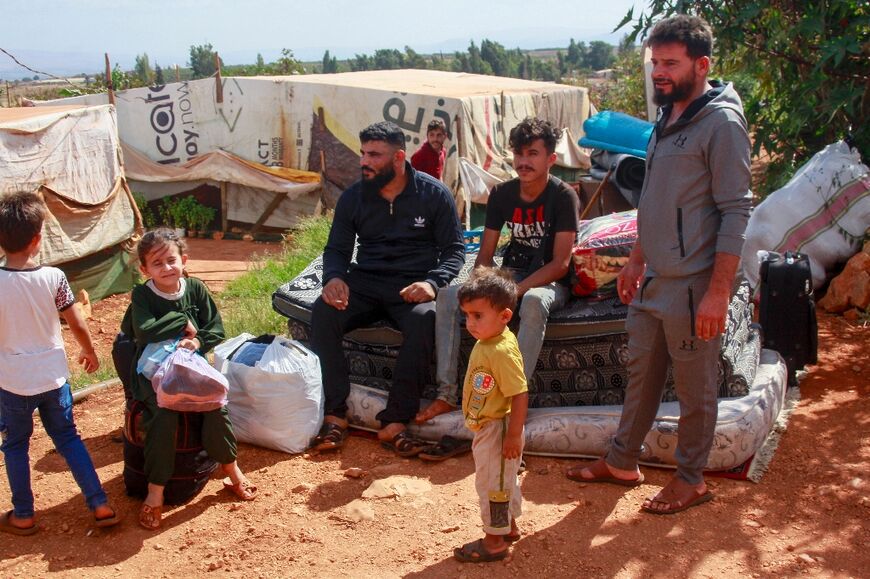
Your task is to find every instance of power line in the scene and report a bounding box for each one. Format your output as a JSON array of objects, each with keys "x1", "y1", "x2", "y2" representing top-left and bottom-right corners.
[{"x1": 0, "y1": 47, "x2": 81, "y2": 88}]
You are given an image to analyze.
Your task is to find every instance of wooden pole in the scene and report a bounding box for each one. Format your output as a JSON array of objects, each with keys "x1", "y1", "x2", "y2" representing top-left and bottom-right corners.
[
  {"x1": 578, "y1": 167, "x2": 613, "y2": 221},
  {"x1": 175, "y1": 64, "x2": 180, "y2": 83},
  {"x1": 214, "y1": 52, "x2": 223, "y2": 104},
  {"x1": 220, "y1": 181, "x2": 228, "y2": 232},
  {"x1": 5, "y1": 81, "x2": 10, "y2": 107},
  {"x1": 104, "y1": 53, "x2": 115, "y2": 106}
]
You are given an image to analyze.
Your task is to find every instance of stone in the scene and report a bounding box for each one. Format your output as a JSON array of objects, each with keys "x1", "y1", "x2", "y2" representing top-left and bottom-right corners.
[
  {"x1": 344, "y1": 499, "x2": 375, "y2": 523},
  {"x1": 291, "y1": 483, "x2": 313, "y2": 494},
  {"x1": 818, "y1": 251, "x2": 870, "y2": 313},
  {"x1": 797, "y1": 553, "x2": 816, "y2": 565},
  {"x1": 344, "y1": 467, "x2": 367, "y2": 479},
  {"x1": 77, "y1": 289, "x2": 92, "y2": 319},
  {"x1": 363, "y1": 476, "x2": 432, "y2": 499}
]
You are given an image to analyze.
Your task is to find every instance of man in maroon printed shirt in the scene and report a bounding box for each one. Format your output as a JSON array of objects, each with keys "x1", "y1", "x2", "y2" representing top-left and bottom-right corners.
[{"x1": 411, "y1": 119, "x2": 448, "y2": 180}]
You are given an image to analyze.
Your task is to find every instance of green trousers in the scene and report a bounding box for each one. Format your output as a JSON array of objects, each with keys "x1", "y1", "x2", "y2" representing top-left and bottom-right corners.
[{"x1": 140, "y1": 393, "x2": 237, "y2": 486}]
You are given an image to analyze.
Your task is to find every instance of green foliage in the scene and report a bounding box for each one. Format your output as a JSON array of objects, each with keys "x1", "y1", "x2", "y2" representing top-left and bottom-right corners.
[
  {"x1": 587, "y1": 48, "x2": 648, "y2": 118},
  {"x1": 156, "y1": 195, "x2": 205, "y2": 230},
  {"x1": 321, "y1": 50, "x2": 339, "y2": 73},
  {"x1": 619, "y1": 0, "x2": 870, "y2": 195},
  {"x1": 189, "y1": 43, "x2": 222, "y2": 79},
  {"x1": 275, "y1": 48, "x2": 306, "y2": 75},
  {"x1": 134, "y1": 53, "x2": 153, "y2": 85},
  {"x1": 132, "y1": 192, "x2": 158, "y2": 228},
  {"x1": 188, "y1": 203, "x2": 217, "y2": 232},
  {"x1": 218, "y1": 215, "x2": 332, "y2": 337},
  {"x1": 68, "y1": 357, "x2": 117, "y2": 392}
]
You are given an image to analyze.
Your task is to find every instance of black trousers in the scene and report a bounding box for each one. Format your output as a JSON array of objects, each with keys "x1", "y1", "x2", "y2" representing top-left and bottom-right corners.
[{"x1": 309, "y1": 271, "x2": 435, "y2": 425}]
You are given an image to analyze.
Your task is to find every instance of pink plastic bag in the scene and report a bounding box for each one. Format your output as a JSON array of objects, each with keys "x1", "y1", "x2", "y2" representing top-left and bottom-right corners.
[{"x1": 152, "y1": 348, "x2": 229, "y2": 412}]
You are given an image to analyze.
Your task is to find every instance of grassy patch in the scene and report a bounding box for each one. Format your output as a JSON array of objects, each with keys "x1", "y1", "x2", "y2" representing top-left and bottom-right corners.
[
  {"x1": 68, "y1": 214, "x2": 332, "y2": 392},
  {"x1": 217, "y1": 214, "x2": 331, "y2": 338},
  {"x1": 69, "y1": 356, "x2": 118, "y2": 391}
]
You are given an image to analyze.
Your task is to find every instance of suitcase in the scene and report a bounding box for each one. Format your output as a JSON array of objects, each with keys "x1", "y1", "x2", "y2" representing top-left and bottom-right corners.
[
  {"x1": 758, "y1": 251, "x2": 818, "y2": 385},
  {"x1": 123, "y1": 399, "x2": 219, "y2": 505}
]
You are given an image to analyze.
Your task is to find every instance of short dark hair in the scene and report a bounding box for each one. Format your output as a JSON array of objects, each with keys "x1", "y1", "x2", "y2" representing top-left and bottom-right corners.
[
  {"x1": 137, "y1": 227, "x2": 187, "y2": 265},
  {"x1": 648, "y1": 14, "x2": 713, "y2": 59},
  {"x1": 427, "y1": 119, "x2": 446, "y2": 133},
  {"x1": 509, "y1": 117, "x2": 562, "y2": 155},
  {"x1": 0, "y1": 191, "x2": 46, "y2": 254},
  {"x1": 457, "y1": 267, "x2": 517, "y2": 312},
  {"x1": 359, "y1": 121, "x2": 406, "y2": 151}
]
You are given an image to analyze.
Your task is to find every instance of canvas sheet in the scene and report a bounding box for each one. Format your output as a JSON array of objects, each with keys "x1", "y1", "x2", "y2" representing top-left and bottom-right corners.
[
  {"x1": 0, "y1": 105, "x2": 137, "y2": 264},
  {"x1": 40, "y1": 71, "x2": 591, "y2": 212}
]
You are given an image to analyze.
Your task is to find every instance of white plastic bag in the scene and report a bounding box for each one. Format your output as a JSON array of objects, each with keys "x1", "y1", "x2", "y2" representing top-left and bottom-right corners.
[
  {"x1": 214, "y1": 334, "x2": 323, "y2": 454},
  {"x1": 742, "y1": 141, "x2": 870, "y2": 290},
  {"x1": 152, "y1": 348, "x2": 229, "y2": 412},
  {"x1": 136, "y1": 339, "x2": 178, "y2": 380}
]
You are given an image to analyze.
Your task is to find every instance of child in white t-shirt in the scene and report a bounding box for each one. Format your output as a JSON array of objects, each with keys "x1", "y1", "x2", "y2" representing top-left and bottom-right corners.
[{"x1": 0, "y1": 192, "x2": 119, "y2": 535}]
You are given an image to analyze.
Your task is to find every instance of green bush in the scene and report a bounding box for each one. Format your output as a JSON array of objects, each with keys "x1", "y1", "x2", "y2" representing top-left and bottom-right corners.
[{"x1": 218, "y1": 214, "x2": 332, "y2": 337}]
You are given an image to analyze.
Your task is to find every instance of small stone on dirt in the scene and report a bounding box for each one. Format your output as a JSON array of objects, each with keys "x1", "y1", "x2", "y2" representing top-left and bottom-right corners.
[
  {"x1": 797, "y1": 554, "x2": 816, "y2": 565},
  {"x1": 344, "y1": 500, "x2": 375, "y2": 523},
  {"x1": 344, "y1": 467, "x2": 367, "y2": 479},
  {"x1": 363, "y1": 476, "x2": 432, "y2": 499},
  {"x1": 441, "y1": 525, "x2": 460, "y2": 533},
  {"x1": 292, "y1": 483, "x2": 313, "y2": 494}
]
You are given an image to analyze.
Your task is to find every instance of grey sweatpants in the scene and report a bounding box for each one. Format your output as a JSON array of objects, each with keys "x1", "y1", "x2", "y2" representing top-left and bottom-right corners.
[
  {"x1": 472, "y1": 416, "x2": 523, "y2": 535},
  {"x1": 606, "y1": 275, "x2": 722, "y2": 485}
]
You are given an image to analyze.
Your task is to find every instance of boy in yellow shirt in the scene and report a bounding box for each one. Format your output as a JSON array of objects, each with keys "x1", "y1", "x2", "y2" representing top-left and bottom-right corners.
[{"x1": 453, "y1": 267, "x2": 528, "y2": 563}]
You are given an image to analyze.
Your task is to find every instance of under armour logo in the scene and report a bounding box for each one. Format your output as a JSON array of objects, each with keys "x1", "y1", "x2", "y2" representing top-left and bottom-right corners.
[
  {"x1": 413, "y1": 216, "x2": 426, "y2": 227},
  {"x1": 679, "y1": 339, "x2": 696, "y2": 351},
  {"x1": 673, "y1": 135, "x2": 687, "y2": 148}
]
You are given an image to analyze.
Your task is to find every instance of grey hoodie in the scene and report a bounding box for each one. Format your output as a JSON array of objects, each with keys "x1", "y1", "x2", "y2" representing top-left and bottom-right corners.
[{"x1": 638, "y1": 81, "x2": 752, "y2": 278}]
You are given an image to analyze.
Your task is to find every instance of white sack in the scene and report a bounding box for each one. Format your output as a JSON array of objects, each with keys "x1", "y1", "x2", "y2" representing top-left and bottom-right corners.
[
  {"x1": 214, "y1": 334, "x2": 324, "y2": 454},
  {"x1": 742, "y1": 141, "x2": 870, "y2": 289}
]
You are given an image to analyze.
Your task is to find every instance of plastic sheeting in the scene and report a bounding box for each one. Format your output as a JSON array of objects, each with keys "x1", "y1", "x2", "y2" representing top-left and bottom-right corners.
[
  {"x1": 40, "y1": 71, "x2": 592, "y2": 217},
  {"x1": 0, "y1": 105, "x2": 138, "y2": 266}
]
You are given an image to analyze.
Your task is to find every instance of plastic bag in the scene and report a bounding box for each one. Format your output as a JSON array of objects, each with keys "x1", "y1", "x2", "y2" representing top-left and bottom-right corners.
[
  {"x1": 214, "y1": 334, "x2": 323, "y2": 454},
  {"x1": 136, "y1": 339, "x2": 178, "y2": 380},
  {"x1": 571, "y1": 210, "x2": 637, "y2": 298},
  {"x1": 152, "y1": 348, "x2": 229, "y2": 412}
]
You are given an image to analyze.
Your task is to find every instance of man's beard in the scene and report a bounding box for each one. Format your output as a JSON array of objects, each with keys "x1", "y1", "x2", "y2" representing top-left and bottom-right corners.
[
  {"x1": 361, "y1": 164, "x2": 396, "y2": 192},
  {"x1": 652, "y1": 70, "x2": 696, "y2": 106}
]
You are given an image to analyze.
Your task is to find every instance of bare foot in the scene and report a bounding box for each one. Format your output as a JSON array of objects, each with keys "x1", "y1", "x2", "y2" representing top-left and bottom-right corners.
[
  {"x1": 414, "y1": 399, "x2": 456, "y2": 424},
  {"x1": 377, "y1": 422, "x2": 405, "y2": 443}
]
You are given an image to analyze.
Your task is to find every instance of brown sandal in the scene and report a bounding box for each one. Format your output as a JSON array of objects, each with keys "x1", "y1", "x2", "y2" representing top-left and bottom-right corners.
[
  {"x1": 139, "y1": 504, "x2": 162, "y2": 531},
  {"x1": 310, "y1": 421, "x2": 348, "y2": 452},
  {"x1": 223, "y1": 477, "x2": 258, "y2": 501}
]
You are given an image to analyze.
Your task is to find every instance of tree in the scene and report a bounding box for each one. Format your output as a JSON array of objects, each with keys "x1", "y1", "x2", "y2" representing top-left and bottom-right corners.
[
  {"x1": 134, "y1": 53, "x2": 153, "y2": 85},
  {"x1": 586, "y1": 41, "x2": 616, "y2": 70},
  {"x1": 154, "y1": 64, "x2": 165, "y2": 85},
  {"x1": 618, "y1": 0, "x2": 869, "y2": 193},
  {"x1": 321, "y1": 50, "x2": 338, "y2": 73},
  {"x1": 372, "y1": 49, "x2": 404, "y2": 70},
  {"x1": 188, "y1": 43, "x2": 222, "y2": 79},
  {"x1": 403, "y1": 46, "x2": 427, "y2": 69},
  {"x1": 255, "y1": 53, "x2": 266, "y2": 74},
  {"x1": 275, "y1": 48, "x2": 305, "y2": 75}
]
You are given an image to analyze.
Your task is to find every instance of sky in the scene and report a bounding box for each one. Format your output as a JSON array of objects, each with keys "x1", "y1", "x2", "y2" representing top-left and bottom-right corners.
[{"x1": 2, "y1": 0, "x2": 641, "y2": 78}]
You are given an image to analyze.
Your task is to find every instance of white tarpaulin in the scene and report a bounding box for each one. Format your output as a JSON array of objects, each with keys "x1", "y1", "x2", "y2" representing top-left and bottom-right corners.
[
  {"x1": 42, "y1": 70, "x2": 591, "y2": 217},
  {"x1": 0, "y1": 105, "x2": 138, "y2": 265}
]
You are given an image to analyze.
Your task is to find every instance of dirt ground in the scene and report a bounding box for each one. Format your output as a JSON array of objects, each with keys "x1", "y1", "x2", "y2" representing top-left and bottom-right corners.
[{"x1": 2, "y1": 240, "x2": 868, "y2": 578}]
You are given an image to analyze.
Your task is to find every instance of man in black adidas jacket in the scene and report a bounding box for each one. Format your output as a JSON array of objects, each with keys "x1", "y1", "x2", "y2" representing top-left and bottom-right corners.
[{"x1": 309, "y1": 121, "x2": 465, "y2": 455}]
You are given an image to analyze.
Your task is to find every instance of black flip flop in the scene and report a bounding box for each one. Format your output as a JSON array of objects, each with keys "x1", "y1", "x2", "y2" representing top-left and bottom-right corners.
[{"x1": 418, "y1": 435, "x2": 472, "y2": 461}]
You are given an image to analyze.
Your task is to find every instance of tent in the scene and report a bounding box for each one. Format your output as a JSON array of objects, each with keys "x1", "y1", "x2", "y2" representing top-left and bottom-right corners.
[
  {"x1": 0, "y1": 105, "x2": 141, "y2": 300},
  {"x1": 41, "y1": 70, "x2": 592, "y2": 223}
]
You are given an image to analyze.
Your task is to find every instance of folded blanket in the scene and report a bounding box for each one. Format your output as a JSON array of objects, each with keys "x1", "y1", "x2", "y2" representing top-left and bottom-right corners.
[{"x1": 579, "y1": 111, "x2": 654, "y2": 158}]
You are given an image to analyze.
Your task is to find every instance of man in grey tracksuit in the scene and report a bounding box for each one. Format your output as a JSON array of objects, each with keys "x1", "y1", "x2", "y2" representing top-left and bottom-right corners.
[{"x1": 567, "y1": 14, "x2": 752, "y2": 514}]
